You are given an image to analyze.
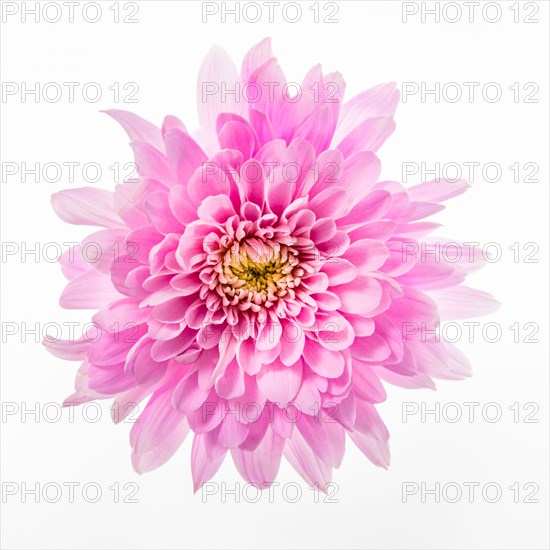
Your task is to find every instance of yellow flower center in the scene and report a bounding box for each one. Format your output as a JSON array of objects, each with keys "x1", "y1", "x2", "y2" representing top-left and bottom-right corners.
[{"x1": 219, "y1": 239, "x2": 302, "y2": 307}]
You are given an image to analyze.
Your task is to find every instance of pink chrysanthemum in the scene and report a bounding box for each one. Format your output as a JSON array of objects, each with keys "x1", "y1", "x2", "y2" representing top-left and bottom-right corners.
[{"x1": 46, "y1": 39, "x2": 498, "y2": 490}]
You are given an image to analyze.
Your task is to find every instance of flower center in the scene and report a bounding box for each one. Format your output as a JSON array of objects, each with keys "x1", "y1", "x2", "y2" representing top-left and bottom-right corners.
[{"x1": 219, "y1": 239, "x2": 302, "y2": 308}]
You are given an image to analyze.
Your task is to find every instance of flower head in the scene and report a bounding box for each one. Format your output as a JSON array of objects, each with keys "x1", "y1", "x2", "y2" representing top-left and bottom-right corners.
[{"x1": 46, "y1": 38, "x2": 498, "y2": 490}]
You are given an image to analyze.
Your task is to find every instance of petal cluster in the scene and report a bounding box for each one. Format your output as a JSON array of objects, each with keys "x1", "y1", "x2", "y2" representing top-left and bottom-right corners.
[{"x1": 46, "y1": 39, "x2": 498, "y2": 490}]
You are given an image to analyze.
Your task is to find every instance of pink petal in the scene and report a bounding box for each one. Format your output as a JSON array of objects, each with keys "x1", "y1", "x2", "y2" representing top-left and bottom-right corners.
[
  {"x1": 349, "y1": 430, "x2": 390, "y2": 468},
  {"x1": 333, "y1": 276, "x2": 382, "y2": 315},
  {"x1": 340, "y1": 151, "x2": 381, "y2": 207},
  {"x1": 187, "y1": 166, "x2": 230, "y2": 207},
  {"x1": 60, "y1": 269, "x2": 120, "y2": 309},
  {"x1": 308, "y1": 187, "x2": 349, "y2": 219},
  {"x1": 332, "y1": 82, "x2": 399, "y2": 145},
  {"x1": 231, "y1": 427, "x2": 285, "y2": 489},
  {"x1": 168, "y1": 184, "x2": 198, "y2": 225},
  {"x1": 352, "y1": 334, "x2": 391, "y2": 362},
  {"x1": 51, "y1": 188, "x2": 124, "y2": 228},
  {"x1": 347, "y1": 220, "x2": 396, "y2": 242},
  {"x1": 164, "y1": 128, "x2": 207, "y2": 185},
  {"x1": 125, "y1": 336, "x2": 168, "y2": 386},
  {"x1": 310, "y1": 218, "x2": 337, "y2": 244},
  {"x1": 284, "y1": 427, "x2": 333, "y2": 489},
  {"x1": 303, "y1": 341, "x2": 345, "y2": 378},
  {"x1": 218, "y1": 120, "x2": 256, "y2": 160},
  {"x1": 131, "y1": 387, "x2": 190, "y2": 474},
  {"x1": 336, "y1": 116, "x2": 395, "y2": 158},
  {"x1": 161, "y1": 114, "x2": 187, "y2": 137},
  {"x1": 249, "y1": 108, "x2": 273, "y2": 147},
  {"x1": 172, "y1": 371, "x2": 209, "y2": 414},
  {"x1": 294, "y1": 104, "x2": 336, "y2": 155},
  {"x1": 296, "y1": 412, "x2": 345, "y2": 468},
  {"x1": 197, "y1": 194, "x2": 236, "y2": 225},
  {"x1": 130, "y1": 141, "x2": 174, "y2": 185},
  {"x1": 238, "y1": 159, "x2": 265, "y2": 208},
  {"x1": 337, "y1": 190, "x2": 392, "y2": 226},
  {"x1": 196, "y1": 45, "x2": 245, "y2": 153},
  {"x1": 103, "y1": 109, "x2": 165, "y2": 152},
  {"x1": 408, "y1": 178, "x2": 469, "y2": 203},
  {"x1": 427, "y1": 286, "x2": 500, "y2": 320},
  {"x1": 322, "y1": 259, "x2": 357, "y2": 286},
  {"x1": 280, "y1": 321, "x2": 305, "y2": 366},
  {"x1": 256, "y1": 358, "x2": 303, "y2": 406},
  {"x1": 43, "y1": 337, "x2": 90, "y2": 361},
  {"x1": 92, "y1": 297, "x2": 149, "y2": 330},
  {"x1": 150, "y1": 328, "x2": 197, "y2": 361},
  {"x1": 191, "y1": 433, "x2": 226, "y2": 492},
  {"x1": 214, "y1": 359, "x2": 245, "y2": 399},
  {"x1": 241, "y1": 37, "x2": 273, "y2": 82},
  {"x1": 343, "y1": 239, "x2": 390, "y2": 272},
  {"x1": 218, "y1": 414, "x2": 250, "y2": 448},
  {"x1": 235, "y1": 338, "x2": 262, "y2": 376},
  {"x1": 353, "y1": 361, "x2": 387, "y2": 403}
]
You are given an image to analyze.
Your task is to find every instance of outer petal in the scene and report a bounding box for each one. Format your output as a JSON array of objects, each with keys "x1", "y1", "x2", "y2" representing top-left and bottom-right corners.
[
  {"x1": 191, "y1": 433, "x2": 226, "y2": 492},
  {"x1": 196, "y1": 45, "x2": 246, "y2": 153},
  {"x1": 256, "y1": 358, "x2": 303, "y2": 406},
  {"x1": 231, "y1": 427, "x2": 285, "y2": 488},
  {"x1": 331, "y1": 82, "x2": 399, "y2": 146},
  {"x1": 51, "y1": 188, "x2": 124, "y2": 228},
  {"x1": 284, "y1": 427, "x2": 333, "y2": 489},
  {"x1": 103, "y1": 109, "x2": 165, "y2": 152},
  {"x1": 241, "y1": 37, "x2": 273, "y2": 82},
  {"x1": 130, "y1": 385, "x2": 190, "y2": 473},
  {"x1": 427, "y1": 286, "x2": 500, "y2": 320}
]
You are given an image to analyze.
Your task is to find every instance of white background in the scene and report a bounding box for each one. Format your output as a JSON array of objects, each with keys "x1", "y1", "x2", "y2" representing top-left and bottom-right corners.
[{"x1": 1, "y1": 1, "x2": 549, "y2": 548}]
